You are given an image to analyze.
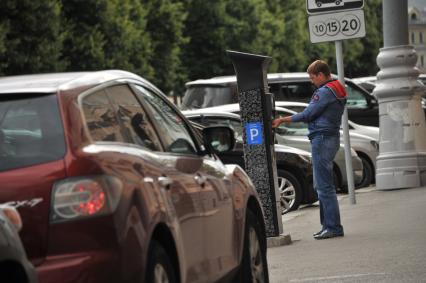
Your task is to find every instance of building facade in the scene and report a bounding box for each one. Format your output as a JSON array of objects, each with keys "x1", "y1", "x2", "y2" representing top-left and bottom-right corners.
[{"x1": 409, "y1": 5, "x2": 426, "y2": 73}]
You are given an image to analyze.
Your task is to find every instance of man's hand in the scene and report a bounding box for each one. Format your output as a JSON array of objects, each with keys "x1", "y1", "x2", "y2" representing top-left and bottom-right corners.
[{"x1": 272, "y1": 116, "x2": 291, "y2": 128}]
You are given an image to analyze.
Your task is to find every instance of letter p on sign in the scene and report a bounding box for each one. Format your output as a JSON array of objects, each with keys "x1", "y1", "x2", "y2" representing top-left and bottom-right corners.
[{"x1": 245, "y1": 122, "x2": 263, "y2": 145}]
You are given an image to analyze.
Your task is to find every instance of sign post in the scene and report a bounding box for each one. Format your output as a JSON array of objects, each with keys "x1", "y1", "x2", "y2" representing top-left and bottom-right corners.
[{"x1": 306, "y1": 0, "x2": 365, "y2": 204}]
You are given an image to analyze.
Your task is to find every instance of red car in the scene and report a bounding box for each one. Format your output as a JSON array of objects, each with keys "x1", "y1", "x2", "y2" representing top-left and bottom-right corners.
[{"x1": 0, "y1": 71, "x2": 269, "y2": 283}]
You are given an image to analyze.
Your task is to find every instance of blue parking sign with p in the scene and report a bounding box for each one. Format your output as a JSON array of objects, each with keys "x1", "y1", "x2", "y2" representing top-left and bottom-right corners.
[{"x1": 246, "y1": 122, "x2": 263, "y2": 145}]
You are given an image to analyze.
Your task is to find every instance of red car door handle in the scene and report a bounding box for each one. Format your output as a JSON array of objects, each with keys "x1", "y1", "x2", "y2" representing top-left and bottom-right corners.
[
  {"x1": 194, "y1": 175, "x2": 207, "y2": 186},
  {"x1": 158, "y1": 176, "x2": 173, "y2": 189}
]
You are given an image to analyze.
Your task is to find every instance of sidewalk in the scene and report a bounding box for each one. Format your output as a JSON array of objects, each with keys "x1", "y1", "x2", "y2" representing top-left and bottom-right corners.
[{"x1": 267, "y1": 186, "x2": 426, "y2": 283}]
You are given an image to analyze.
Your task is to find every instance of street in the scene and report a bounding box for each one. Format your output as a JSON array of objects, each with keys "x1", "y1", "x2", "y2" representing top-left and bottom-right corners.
[{"x1": 268, "y1": 186, "x2": 426, "y2": 282}]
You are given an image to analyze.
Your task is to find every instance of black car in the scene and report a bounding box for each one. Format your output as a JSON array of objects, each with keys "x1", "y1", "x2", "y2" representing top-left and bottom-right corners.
[
  {"x1": 352, "y1": 74, "x2": 426, "y2": 116},
  {"x1": 352, "y1": 74, "x2": 426, "y2": 96},
  {"x1": 182, "y1": 73, "x2": 379, "y2": 126},
  {"x1": 0, "y1": 205, "x2": 37, "y2": 283},
  {"x1": 184, "y1": 110, "x2": 317, "y2": 213}
]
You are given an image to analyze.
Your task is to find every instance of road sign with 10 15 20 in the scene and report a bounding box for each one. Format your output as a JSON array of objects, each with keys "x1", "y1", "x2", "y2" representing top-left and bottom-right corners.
[{"x1": 308, "y1": 9, "x2": 365, "y2": 43}]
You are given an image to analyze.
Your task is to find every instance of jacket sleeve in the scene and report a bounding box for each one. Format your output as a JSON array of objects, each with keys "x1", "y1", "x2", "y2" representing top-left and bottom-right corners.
[{"x1": 291, "y1": 88, "x2": 332, "y2": 122}]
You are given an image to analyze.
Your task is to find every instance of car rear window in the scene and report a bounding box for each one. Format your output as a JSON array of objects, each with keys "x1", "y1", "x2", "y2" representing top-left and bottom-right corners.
[
  {"x1": 182, "y1": 86, "x2": 236, "y2": 110},
  {"x1": 0, "y1": 94, "x2": 66, "y2": 172}
]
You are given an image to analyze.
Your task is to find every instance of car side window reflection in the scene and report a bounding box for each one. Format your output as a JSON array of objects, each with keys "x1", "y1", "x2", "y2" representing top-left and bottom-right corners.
[
  {"x1": 271, "y1": 83, "x2": 315, "y2": 102},
  {"x1": 345, "y1": 84, "x2": 368, "y2": 109},
  {"x1": 192, "y1": 117, "x2": 242, "y2": 142},
  {"x1": 132, "y1": 85, "x2": 197, "y2": 155},
  {"x1": 105, "y1": 85, "x2": 163, "y2": 151},
  {"x1": 82, "y1": 90, "x2": 125, "y2": 142}
]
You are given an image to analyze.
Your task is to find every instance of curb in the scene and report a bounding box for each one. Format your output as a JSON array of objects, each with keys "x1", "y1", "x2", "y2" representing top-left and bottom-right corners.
[{"x1": 266, "y1": 234, "x2": 292, "y2": 248}]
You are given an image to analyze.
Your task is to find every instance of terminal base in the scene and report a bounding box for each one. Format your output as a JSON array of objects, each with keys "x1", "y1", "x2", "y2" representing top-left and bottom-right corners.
[{"x1": 267, "y1": 234, "x2": 292, "y2": 248}]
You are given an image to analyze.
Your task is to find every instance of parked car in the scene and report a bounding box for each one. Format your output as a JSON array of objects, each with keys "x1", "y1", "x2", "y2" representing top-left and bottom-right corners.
[
  {"x1": 185, "y1": 104, "x2": 364, "y2": 191},
  {"x1": 351, "y1": 76, "x2": 377, "y2": 94},
  {"x1": 274, "y1": 101, "x2": 380, "y2": 140},
  {"x1": 352, "y1": 75, "x2": 426, "y2": 119},
  {"x1": 352, "y1": 74, "x2": 426, "y2": 95},
  {"x1": 274, "y1": 101, "x2": 379, "y2": 187},
  {"x1": 0, "y1": 205, "x2": 37, "y2": 283},
  {"x1": 182, "y1": 73, "x2": 379, "y2": 126},
  {"x1": 184, "y1": 110, "x2": 317, "y2": 213},
  {"x1": 0, "y1": 71, "x2": 269, "y2": 283},
  {"x1": 276, "y1": 106, "x2": 378, "y2": 188}
]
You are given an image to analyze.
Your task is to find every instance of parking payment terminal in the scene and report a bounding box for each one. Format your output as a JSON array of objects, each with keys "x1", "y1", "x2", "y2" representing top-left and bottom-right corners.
[{"x1": 227, "y1": 50, "x2": 282, "y2": 237}]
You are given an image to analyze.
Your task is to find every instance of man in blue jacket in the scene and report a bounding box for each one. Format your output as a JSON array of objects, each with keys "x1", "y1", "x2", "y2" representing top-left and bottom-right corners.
[{"x1": 272, "y1": 60, "x2": 346, "y2": 240}]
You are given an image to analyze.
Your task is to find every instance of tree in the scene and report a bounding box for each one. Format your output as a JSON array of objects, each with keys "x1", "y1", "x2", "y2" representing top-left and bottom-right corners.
[
  {"x1": 143, "y1": 0, "x2": 188, "y2": 94},
  {"x1": 276, "y1": 0, "x2": 311, "y2": 72},
  {"x1": 344, "y1": 0, "x2": 383, "y2": 77},
  {"x1": 60, "y1": 0, "x2": 108, "y2": 71},
  {"x1": 181, "y1": 0, "x2": 230, "y2": 80},
  {"x1": 0, "y1": 0, "x2": 65, "y2": 75},
  {"x1": 101, "y1": 0, "x2": 153, "y2": 78},
  {"x1": 224, "y1": 0, "x2": 285, "y2": 72}
]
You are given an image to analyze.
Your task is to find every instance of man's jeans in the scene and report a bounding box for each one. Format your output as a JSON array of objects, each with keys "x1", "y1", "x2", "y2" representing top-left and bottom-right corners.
[{"x1": 311, "y1": 134, "x2": 344, "y2": 234}]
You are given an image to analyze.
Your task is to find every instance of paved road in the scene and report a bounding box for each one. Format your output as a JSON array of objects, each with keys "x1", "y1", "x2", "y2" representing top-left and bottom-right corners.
[{"x1": 267, "y1": 186, "x2": 426, "y2": 283}]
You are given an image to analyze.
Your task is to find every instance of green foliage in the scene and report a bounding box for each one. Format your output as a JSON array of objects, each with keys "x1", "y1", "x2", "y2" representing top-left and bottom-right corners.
[
  {"x1": 143, "y1": 0, "x2": 188, "y2": 94},
  {"x1": 60, "y1": 0, "x2": 109, "y2": 70},
  {"x1": 181, "y1": 0, "x2": 230, "y2": 80},
  {"x1": 101, "y1": 0, "x2": 153, "y2": 78},
  {"x1": 276, "y1": 0, "x2": 311, "y2": 71},
  {"x1": 344, "y1": 0, "x2": 383, "y2": 77},
  {"x1": 0, "y1": 0, "x2": 385, "y2": 91},
  {"x1": 224, "y1": 0, "x2": 285, "y2": 72},
  {"x1": 0, "y1": 0, "x2": 65, "y2": 75}
]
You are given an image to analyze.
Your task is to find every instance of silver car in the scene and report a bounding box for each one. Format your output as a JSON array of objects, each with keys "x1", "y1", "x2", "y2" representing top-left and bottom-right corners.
[
  {"x1": 274, "y1": 101, "x2": 379, "y2": 188},
  {"x1": 186, "y1": 103, "x2": 364, "y2": 191}
]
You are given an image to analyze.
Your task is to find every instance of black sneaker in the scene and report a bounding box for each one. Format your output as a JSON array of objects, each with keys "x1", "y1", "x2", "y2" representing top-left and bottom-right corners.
[
  {"x1": 314, "y1": 229, "x2": 344, "y2": 240},
  {"x1": 313, "y1": 230, "x2": 324, "y2": 237}
]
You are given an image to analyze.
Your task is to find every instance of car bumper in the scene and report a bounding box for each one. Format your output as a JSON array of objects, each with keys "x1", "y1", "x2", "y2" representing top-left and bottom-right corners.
[
  {"x1": 339, "y1": 156, "x2": 363, "y2": 186},
  {"x1": 36, "y1": 251, "x2": 123, "y2": 283},
  {"x1": 353, "y1": 169, "x2": 363, "y2": 184},
  {"x1": 25, "y1": 261, "x2": 38, "y2": 283}
]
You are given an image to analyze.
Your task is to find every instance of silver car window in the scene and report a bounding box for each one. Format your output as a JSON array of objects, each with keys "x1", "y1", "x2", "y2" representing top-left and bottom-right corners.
[
  {"x1": 82, "y1": 89, "x2": 125, "y2": 142},
  {"x1": 132, "y1": 85, "x2": 197, "y2": 155},
  {"x1": 105, "y1": 85, "x2": 162, "y2": 151}
]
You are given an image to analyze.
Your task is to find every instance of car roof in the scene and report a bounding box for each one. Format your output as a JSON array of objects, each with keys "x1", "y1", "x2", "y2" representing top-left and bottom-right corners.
[
  {"x1": 0, "y1": 70, "x2": 154, "y2": 95},
  {"x1": 275, "y1": 101, "x2": 308, "y2": 108},
  {"x1": 274, "y1": 101, "x2": 365, "y2": 126},
  {"x1": 351, "y1": 76, "x2": 377, "y2": 84},
  {"x1": 183, "y1": 108, "x2": 242, "y2": 119},
  {"x1": 352, "y1": 74, "x2": 426, "y2": 83},
  {"x1": 185, "y1": 72, "x2": 343, "y2": 87},
  {"x1": 183, "y1": 104, "x2": 296, "y2": 116}
]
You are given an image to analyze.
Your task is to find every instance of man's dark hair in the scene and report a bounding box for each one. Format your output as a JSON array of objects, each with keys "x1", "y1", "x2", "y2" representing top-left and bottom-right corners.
[{"x1": 307, "y1": 60, "x2": 331, "y2": 77}]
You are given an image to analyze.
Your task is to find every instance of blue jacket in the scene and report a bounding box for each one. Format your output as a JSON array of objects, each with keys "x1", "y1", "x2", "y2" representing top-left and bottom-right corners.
[{"x1": 291, "y1": 79, "x2": 347, "y2": 140}]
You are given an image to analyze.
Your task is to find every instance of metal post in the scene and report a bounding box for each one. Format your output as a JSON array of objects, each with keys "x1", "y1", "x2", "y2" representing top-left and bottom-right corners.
[
  {"x1": 335, "y1": 40, "x2": 356, "y2": 204},
  {"x1": 374, "y1": 0, "x2": 426, "y2": 190},
  {"x1": 227, "y1": 50, "x2": 283, "y2": 237}
]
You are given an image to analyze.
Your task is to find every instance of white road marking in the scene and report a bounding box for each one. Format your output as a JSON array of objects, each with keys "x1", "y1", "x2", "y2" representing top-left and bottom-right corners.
[{"x1": 289, "y1": 272, "x2": 388, "y2": 282}]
